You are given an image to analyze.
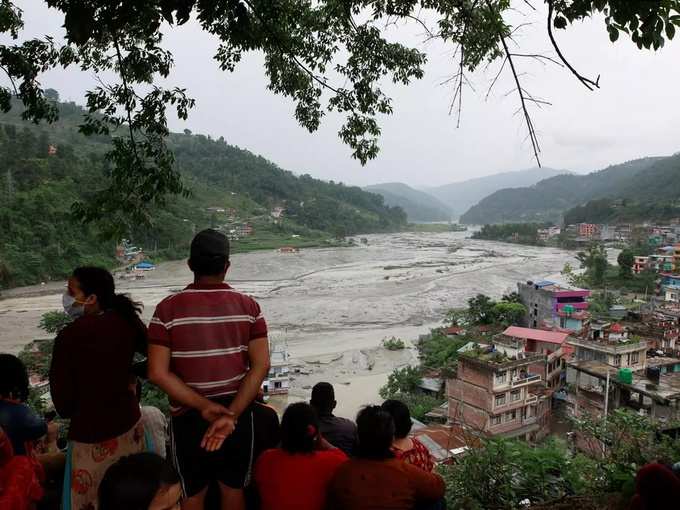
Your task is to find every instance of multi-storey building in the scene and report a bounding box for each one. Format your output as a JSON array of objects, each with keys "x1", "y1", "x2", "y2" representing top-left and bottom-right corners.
[
  {"x1": 447, "y1": 348, "x2": 550, "y2": 441},
  {"x1": 518, "y1": 281, "x2": 590, "y2": 330},
  {"x1": 494, "y1": 326, "x2": 570, "y2": 391}
]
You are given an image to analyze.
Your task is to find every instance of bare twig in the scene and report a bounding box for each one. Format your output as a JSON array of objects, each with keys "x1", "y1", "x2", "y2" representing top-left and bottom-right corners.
[
  {"x1": 405, "y1": 14, "x2": 436, "y2": 38},
  {"x1": 547, "y1": 0, "x2": 600, "y2": 90},
  {"x1": 0, "y1": 65, "x2": 19, "y2": 95},
  {"x1": 509, "y1": 53, "x2": 564, "y2": 67},
  {"x1": 500, "y1": 31, "x2": 541, "y2": 164},
  {"x1": 486, "y1": 56, "x2": 508, "y2": 100}
]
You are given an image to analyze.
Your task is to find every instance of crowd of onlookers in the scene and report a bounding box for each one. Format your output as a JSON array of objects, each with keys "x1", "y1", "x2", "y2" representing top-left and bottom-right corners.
[{"x1": 1, "y1": 228, "x2": 680, "y2": 510}]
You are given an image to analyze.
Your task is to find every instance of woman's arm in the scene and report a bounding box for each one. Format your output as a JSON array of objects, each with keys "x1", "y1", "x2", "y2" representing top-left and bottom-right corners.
[{"x1": 49, "y1": 333, "x2": 76, "y2": 419}]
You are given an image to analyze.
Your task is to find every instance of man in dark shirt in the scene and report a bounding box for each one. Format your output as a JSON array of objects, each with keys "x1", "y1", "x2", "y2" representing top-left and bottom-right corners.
[{"x1": 310, "y1": 382, "x2": 357, "y2": 456}]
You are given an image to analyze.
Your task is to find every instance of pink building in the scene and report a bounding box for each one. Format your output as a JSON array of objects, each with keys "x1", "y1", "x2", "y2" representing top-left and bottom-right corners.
[
  {"x1": 578, "y1": 223, "x2": 599, "y2": 238},
  {"x1": 518, "y1": 281, "x2": 591, "y2": 330}
]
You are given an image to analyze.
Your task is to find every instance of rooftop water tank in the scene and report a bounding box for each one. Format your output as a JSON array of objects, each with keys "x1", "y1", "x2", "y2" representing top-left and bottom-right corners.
[{"x1": 618, "y1": 368, "x2": 633, "y2": 384}]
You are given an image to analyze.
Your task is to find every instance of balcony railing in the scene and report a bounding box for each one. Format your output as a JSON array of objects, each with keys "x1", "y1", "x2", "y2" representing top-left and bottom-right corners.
[
  {"x1": 525, "y1": 394, "x2": 538, "y2": 404},
  {"x1": 510, "y1": 374, "x2": 541, "y2": 387}
]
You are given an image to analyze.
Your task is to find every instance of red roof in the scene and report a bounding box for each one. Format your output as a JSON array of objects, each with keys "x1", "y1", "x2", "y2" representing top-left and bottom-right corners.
[
  {"x1": 444, "y1": 326, "x2": 464, "y2": 335},
  {"x1": 610, "y1": 323, "x2": 624, "y2": 333},
  {"x1": 502, "y1": 326, "x2": 570, "y2": 345}
]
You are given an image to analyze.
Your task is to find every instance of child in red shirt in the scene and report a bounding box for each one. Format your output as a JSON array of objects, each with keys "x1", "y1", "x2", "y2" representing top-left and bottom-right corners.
[{"x1": 254, "y1": 403, "x2": 347, "y2": 510}]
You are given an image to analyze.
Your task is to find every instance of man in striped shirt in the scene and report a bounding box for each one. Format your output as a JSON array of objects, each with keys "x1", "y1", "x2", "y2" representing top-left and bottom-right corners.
[{"x1": 148, "y1": 229, "x2": 270, "y2": 510}]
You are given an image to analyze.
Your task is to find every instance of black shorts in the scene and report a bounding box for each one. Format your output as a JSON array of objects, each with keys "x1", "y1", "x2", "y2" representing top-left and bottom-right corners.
[{"x1": 169, "y1": 399, "x2": 256, "y2": 497}]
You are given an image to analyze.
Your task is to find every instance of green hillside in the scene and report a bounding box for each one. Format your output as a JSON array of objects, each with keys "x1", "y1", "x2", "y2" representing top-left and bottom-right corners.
[
  {"x1": 363, "y1": 182, "x2": 452, "y2": 222},
  {"x1": 0, "y1": 99, "x2": 406, "y2": 288},
  {"x1": 459, "y1": 158, "x2": 662, "y2": 224},
  {"x1": 563, "y1": 153, "x2": 680, "y2": 224}
]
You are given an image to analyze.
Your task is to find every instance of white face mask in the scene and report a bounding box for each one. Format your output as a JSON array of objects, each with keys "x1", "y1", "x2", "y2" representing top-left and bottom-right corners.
[{"x1": 62, "y1": 291, "x2": 85, "y2": 319}]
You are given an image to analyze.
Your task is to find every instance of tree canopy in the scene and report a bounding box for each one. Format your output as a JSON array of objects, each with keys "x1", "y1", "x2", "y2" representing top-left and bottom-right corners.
[{"x1": 2, "y1": 1, "x2": 679, "y2": 230}]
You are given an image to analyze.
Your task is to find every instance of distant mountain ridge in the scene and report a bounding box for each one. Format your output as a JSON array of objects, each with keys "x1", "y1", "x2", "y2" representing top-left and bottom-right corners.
[
  {"x1": 363, "y1": 182, "x2": 452, "y2": 222},
  {"x1": 425, "y1": 167, "x2": 572, "y2": 216},
  {"x1": 459, "y1": 157, "x2": 667, "y2": 225},
  {"x1": 563, "y1": 153, "x2": 680, "y2": 225}
]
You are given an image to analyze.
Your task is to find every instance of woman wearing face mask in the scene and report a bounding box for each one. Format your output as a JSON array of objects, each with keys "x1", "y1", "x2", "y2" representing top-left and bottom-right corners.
[{"x1": 50, "y1": 266, "x2": 148, "y2": 510}]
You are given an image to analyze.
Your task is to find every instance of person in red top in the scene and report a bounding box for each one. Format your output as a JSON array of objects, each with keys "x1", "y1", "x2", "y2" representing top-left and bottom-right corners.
[
  {"x1": 327, "y1": 406, "x2": 444, "y2": 510},
  {"x1": 148, "y1": 229, "x2": 270, "y2": 510},
  {"x1": 254, "y1": 402, "x2": 346, "y2": 510},
  {"x1": 382, "y1": 399, "x2": 434, "y2": 472}
]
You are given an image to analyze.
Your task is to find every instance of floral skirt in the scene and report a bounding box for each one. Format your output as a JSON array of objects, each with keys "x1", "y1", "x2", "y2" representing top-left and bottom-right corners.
[{"x1": 62, "y1": 420, "x2": 153, "y2": 510}]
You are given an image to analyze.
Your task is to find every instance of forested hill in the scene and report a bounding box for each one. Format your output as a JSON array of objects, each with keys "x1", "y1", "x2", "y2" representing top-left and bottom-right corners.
[
  {"x1": 0, "y1": 98, "x2": 406, "y2": 288},
  {"x1": 563, "y1": 153, "x2": 680, "y2": 225},
  {"x1": 363, "y1": 182, "x2": 452, "y2": 222},
  {"x1": 459, "y1": 157, "x2": 664, "y2": 224}
]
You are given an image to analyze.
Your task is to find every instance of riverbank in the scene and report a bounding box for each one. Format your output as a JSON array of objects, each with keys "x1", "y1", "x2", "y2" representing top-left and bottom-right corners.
[{"x1": 0, "y1": 231, "x2": 578, "y2": 416}]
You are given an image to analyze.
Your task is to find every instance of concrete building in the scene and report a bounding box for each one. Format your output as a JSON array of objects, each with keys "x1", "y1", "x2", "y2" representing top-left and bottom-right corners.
[
  {"x1": 262, "y1": 346, "x2": 290, "y2": 396},
  {"x1": 518, "y1": 281, "x2": 590, "y2": 330},
  {"x1": 627, "y1": 311, "x2": 680, "y2": 355},
  {"x1": 578, "y1": 223, "x2": 599, "y2": 239},
  {"x1": 659, "y1": 273, "x2": 680, "y2": 303},
  {"x1": 494, "y1": 326, "x2": 570, "y2": 391},
  {"x1": 447, "y1": 348, "x2": 550, "y2": 441},
  {"x1": 633, "y1": 256, "x2": 649, "y2": 275},
  {"x1": 568, "y1": 321, "x2": 647, "y2": 371}
]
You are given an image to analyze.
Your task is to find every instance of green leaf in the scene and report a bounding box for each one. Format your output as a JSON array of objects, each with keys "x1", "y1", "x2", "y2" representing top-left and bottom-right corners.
[
  {"x1": 609, "y1": 27, "x2": 619, "y2": 42},
  {"x1": 666, "y1": 21, "x2": 676, "y2": 40},
  {"x1": 553, "y1": 15, "x2": 567, "y2": 29}
]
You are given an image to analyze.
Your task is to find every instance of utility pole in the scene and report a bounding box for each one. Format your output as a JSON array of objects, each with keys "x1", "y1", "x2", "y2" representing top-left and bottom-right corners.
[{"x1": 603, "y1": 369, "x2": 610, "y2": 423}]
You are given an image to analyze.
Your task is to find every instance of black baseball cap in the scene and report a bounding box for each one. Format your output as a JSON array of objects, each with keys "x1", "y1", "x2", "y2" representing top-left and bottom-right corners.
[{"x1": 190, "y1": 229, "x2": 230, "y2": 260}]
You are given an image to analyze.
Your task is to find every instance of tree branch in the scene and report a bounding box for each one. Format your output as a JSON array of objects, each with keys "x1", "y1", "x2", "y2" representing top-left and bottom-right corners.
[
  {"x1": 112, "y1": 34, "x2": 140, "y2": 162},
  {"x1": 0, "y1": 65, "x2": 19, "y2": 95},
  {"x1": 547, "y1": 0, "x2": 600, "y2": 91},
  {"x1": 499, "y1": 28, "x2": 541, "y2": 165}
]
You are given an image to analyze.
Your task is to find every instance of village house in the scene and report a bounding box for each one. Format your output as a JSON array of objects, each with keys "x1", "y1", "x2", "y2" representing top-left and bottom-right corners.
[
  {"x1": 517, "y1": 280, "x2": 590, "y2": 331},
  {"x1": 494, "y1": 326, "x2": 571, "y2": 392},
  {"x1": 633, "y1": 256, "x2": 649, "y2": 274},
  {"x1": 659, "y1": 273, "x2": 680, "y2": 303},
  {"x1": 447, "y1": 347, "x2": 550, "y2": 441},
  {"x1": 261, "y1": 345, "x2": 290, "y2": 396},
  {"x1": 578, "y1": 223, "x2": 600, "y2": 239},
  {"x1": 626, "y1": 310, "x2": 680, "y2": 355},
  {"x1": 537, "y1": 226, "x2": 561, "y2": 242}
]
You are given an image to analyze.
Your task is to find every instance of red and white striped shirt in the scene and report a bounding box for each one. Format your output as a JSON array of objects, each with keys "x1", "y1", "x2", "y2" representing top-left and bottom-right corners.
[{"x1": 148, "y1": 283, "x2": 267, "y2": 414}]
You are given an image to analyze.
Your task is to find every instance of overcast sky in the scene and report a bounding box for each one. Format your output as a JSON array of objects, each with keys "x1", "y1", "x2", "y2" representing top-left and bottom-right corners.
[{"x1": 4, "y1": 2, "x2": 680, "y2": 187}]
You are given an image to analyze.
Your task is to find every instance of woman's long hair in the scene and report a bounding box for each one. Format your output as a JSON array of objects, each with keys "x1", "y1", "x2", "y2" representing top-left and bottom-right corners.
[{"x1": 72, "y1": 267, "x2": 145, "y2": 338}]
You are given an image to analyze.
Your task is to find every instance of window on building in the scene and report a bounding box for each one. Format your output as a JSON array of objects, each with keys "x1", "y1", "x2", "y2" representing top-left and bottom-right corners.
[
  {"x1": 491, "y1": 415, "x2": 502, "y2": 426},
  {"x1": 274, "y1": 381, "x2": 282, "y2": 389},
  {"x1": 495, "y1": 372, "x2": 507, "y2": 384},
  {"x1": 631, "y1": 352, "x2": 640, "y2": 364},
  {"x1": 507, "y1": 410, "x2": 516, "y2": 422},
  {"x1": 613, "y1": 355, "x2": 621, "y2": 367},
  {"x1": 511, "y1": 390, "x2": 521, "y2": 402},
  {"x1": 495, "y1": 394, "x2": 506, "y2": 407}
]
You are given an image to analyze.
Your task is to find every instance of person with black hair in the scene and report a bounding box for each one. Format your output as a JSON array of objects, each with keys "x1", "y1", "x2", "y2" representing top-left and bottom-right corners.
[
  {"x1": 310, "y1": 382, "x2": 357, "y2": 456},
  {"x1": 99, "y1": 452, "x2": 181, "y2": 510},
  {"x1": 327, "y1": 406, "x2": 445, "y2": 510},
  {"x1": 49, "y1": 266, "x2": 149, "y2": 510},
  {"x1": 382, "y1": 399, "x2": 434, "y2": 472},
  {"x1": 0, "y1": 354, "x2": 48, "y2": 456},
  {"x1": 147, "y1": 229, "x2": 271, "y2": 510},
  {"x1": 253, "y1": 402, "x2": 346, "y2": 510}
]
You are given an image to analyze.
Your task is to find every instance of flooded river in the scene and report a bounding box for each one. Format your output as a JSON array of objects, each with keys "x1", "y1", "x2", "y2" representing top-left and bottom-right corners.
[{"x1": 0, "y1": 231, "x2": 578, "y2": 416}]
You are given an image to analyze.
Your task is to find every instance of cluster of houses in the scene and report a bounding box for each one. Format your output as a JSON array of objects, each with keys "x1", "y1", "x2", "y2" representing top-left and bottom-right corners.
[
  {"x1": 205, "y1": 204, "x2": 289, "y2": 240},
  {"x1": 440, "y1": 280, "x2": 680, "y2": 444}
]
